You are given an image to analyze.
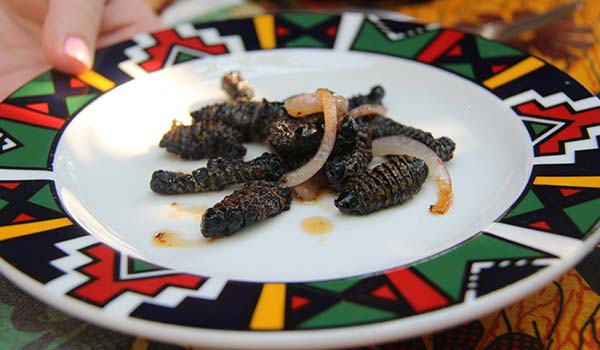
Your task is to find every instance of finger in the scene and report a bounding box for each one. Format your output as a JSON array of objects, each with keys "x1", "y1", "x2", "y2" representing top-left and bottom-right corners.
[
  {"x1": 97, "y1": 0, "x2": 163, "y2": 48},
  {"x1": 42, "y1": 0, "x2": 106, "y2": 74}
]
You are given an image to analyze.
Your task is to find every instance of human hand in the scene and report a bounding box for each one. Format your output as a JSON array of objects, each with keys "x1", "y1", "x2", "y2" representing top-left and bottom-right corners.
[{"x1": 0, "y1": 0, "x2": 163, "y2": 100}]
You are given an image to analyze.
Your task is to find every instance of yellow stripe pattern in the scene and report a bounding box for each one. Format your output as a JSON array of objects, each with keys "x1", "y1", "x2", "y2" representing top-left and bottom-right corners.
[
  {"x1": 533, "y1": 176, "x2": 600, "y2": 188},
  {"x1": 483, "y1": 57, "x2": 545, "y2": 89},
  {"x1": 253, "y1": 14, "x2": 276, "y2": 49},
  {"x1": 249, "y1": 283, "x2": 286, "y2": 330},
  {"x1": 77, "y1": 70, "x2": 116, "y2": 92},
  {"x1": 0, "y1": 218, "x2": 73, "y2": 241}
]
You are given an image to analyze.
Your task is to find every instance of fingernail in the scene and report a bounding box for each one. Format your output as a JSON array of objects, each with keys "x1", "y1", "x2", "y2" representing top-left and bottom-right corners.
[{"x1": 64, "y1": 36, "x2": 92, "y2": 69}]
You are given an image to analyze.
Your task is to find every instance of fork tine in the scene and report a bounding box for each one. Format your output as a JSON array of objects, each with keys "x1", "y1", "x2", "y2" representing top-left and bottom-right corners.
[{"x1": 475, "y1": 0, "x2": 581, "y2": 41}]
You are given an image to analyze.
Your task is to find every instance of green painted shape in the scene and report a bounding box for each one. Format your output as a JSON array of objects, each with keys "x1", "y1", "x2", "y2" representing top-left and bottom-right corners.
[
  {"x1": 307, "y1": 278, "x2": 361, "y2": 293},
  {"x1": 130, "y1": 258, "x2": 163, "y2": 273},
  {"x1": 352, "y1": 20, "x2": 439, "y2": 58},
  {"x1": 9, "y1": 72, "x2": 55, "y2": 98},
  {"x1": 174, "y1": 51, "x2": 199, "y2": 64},
  {"x1": 414, "y1": 234, "x2": 546, "y2": 301},
  {"x1": 526, "y1": 121, "x2": 554, "y2": 139},
  {"x1": 0, "y1": 303, "x2": 46, "y2": 349},
  {"x1": 441, "y1": 63, "x2": 475, "y2": 79},
  {"x1": 65, "y1": 93, "x2": 98, "y2": 116},
  {"x1": 564, "y1": 197, "x2": 600, "y2": 234},
  {"x1": 0, "y1": 198, "x2": 8, "y2": 211},
  {"x1": 0, "y1": 120, "x2": 57, "y2": 169},
  {"x1": 476, "y1": 37, "x2": 525, "y2": 59},
  {"x1": 27, "y1": 184, "x2": 61, "y2": 213},
  {"x1": 299, "y1": 300, "x2": 396, "y2": 328},
  {"x1": 285, "y1": 35, "x2": 327, "y2": 48},
  {"x1": 504, "y1": 190, "x2": 545, "y2": 218},
  {"x1": 281, "y1": 13, "x2": 333, "y2": 29}
]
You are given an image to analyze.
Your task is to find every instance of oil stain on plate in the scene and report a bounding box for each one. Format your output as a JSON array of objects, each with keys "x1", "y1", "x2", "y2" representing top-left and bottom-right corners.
[{"x1": 300, "y1": 216, "x2": 333, "y2": 236}]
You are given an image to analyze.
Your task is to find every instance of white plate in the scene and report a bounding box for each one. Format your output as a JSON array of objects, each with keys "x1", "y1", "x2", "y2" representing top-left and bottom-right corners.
[{"x1": 0, "y1": 12, "x2": 599, "y2": 349}]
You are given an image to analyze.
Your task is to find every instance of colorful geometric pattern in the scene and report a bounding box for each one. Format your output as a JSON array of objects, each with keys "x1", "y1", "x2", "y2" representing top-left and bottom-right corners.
[
  {"x1": 514, "y1": 101, "x2": 600, "y2": 157},
  {"x1": 69, "y1": 244, "x2": 205, "y2": 306},
  {"x1": 501, "y1": 145, "x2": 600, "y2": 239},
  {"x1": 274, "y1": 13, "x2": 340, "y2": 48},
  {"x1": 350, "y1": 16, "x2": 594, "y2": 101},
  {"x1": 0, "y1": 12, "x2": 598, "y2": 340}
]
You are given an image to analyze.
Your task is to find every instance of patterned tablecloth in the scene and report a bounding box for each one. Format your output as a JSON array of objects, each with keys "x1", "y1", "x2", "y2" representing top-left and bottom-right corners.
[{"x1": 1, "y1": 0, "x2": 599, "y2": 349}]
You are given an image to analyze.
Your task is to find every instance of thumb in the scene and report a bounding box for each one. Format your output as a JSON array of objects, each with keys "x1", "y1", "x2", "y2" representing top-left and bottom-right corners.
[{"x1": 42, "y1": 0, "x2": 106, "y2": 75}]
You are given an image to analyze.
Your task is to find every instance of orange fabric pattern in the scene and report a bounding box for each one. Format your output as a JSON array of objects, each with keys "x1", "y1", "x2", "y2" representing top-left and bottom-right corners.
[{"x1": 396, "y1": 0, "x2": 600, "y2": 94}]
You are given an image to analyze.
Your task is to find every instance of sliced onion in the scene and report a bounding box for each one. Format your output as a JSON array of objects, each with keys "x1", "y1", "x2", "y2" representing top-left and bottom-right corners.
[
  {"x1": 372, "y1": 135, "x2": 453, "y2": 214},
  {"x1": 281, "y1": 89, "x2": 337, "y2": 187},
  {"x1": 292, "y1": 170, "x2": 326, "y2": 201},
  {"x1": 347, "y1": 104, "x2": 387, "y2": 119},
  {"x1": 284, "y1": 93, "x2": 348, "y2": 118}
]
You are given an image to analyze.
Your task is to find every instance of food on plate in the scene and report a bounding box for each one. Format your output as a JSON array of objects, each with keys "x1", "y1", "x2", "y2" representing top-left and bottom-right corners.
[
  {"x1": 201, "y1": 180, "x2": 292, "y2": 238},
  {"x1": 221, "y1": 70, "x2": 254, "y2": 102},
  {"x1": 265, "y1": 114, "x2": 325, "y2": 161},
  {"x1": 324, "y1": 116, "x2": 372, "y2": 192},
  {"x1": 159, "y1": 119, "x2": 246, "y2": 159},
  {"x1": 151, "y1": 71, "x2": 456, "y2": 238},
  {"x1": 280, "y1": 88, "x2": 339, "y2": 187},
  {"x1": 283, "y1": 85, "x2": 384, "y2": 118},
  {"x1": 150, "y1": 152, "x2": 285, "y2": 194},
  {"x1": 188, "y1": 99, "x2": 288, "y2": 142},
  {"x1": 335, "y1": 155, "x2": 428, "y2": 215},
  {"x1": 372, "y1": 135, "x2": 453, "y2": 214},
  {"x1": 368, "y1": 115, "x2": 456, "y2": 162}
]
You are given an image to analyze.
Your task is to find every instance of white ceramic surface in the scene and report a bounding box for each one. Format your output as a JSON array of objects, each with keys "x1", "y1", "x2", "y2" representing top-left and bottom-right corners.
[{"x1": 53, "y1": 50, "x2": 532, "y2": 282}]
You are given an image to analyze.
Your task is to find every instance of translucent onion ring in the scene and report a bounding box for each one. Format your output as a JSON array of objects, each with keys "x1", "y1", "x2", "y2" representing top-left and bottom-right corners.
[
  {"x1": 284, "y1": 93, "x2": 348, "y2": 118},
  {"x1": 372, "y1": 135, "x2": 453, "y2": 214},
  {"x1": 292, "y1": 170, "x2": 326, "y2": 201},
  {"x1": 281, "y1": 89, "x2": 338, "y2": 187},
  {"x1": 347, "y1": 104, "x2": 387, "y2": 119}
]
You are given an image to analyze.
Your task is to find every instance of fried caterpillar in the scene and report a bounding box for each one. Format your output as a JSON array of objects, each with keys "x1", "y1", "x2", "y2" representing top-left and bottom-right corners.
[
  {"x1": 150, "y1": 153, "x2": 284, "y2": 194},
  {"x1": 201, "y1": 180, "x2": 292, "y2": 238},
  {"x1": 324, "y1": 119, "x2": 372, "y2": 192},
  {"x1": 348, "y1": 85, "x2": 385, "y2": 109},
  {"x1": 335, "y1": 155, "x2": 428, "y2": 215},
  {"x1": 190, "y1": 85, "x2": 386, "y2": 141},
  {"x1": 190, "y1": 99, "x2": 289, "y2": 142},
  {"x1": 159, "y1": 120, "x2": 246, "y2": 160},
  {"x1": 160, "y1": 86, "x2": 388, "y2": 160},
  {"x1": 265, "y1": 114, "x2": 360, "y2": 161}
]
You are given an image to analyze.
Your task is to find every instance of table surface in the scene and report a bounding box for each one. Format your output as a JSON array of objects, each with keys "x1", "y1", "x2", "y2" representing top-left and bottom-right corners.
[{"x1": 1, "y1": 0, "x2": 599, "y2": 349}]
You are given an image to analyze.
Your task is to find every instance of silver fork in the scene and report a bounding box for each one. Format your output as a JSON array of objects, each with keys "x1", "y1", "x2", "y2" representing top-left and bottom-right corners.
[
  {"x1": 320, "y1": 0, "x2": 581, "y2": 42},
  {"x1": 454, "y1": 0, "x2": 582, "y2": 41}
]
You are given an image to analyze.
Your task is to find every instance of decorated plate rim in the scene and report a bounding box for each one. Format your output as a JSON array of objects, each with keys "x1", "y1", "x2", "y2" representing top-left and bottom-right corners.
[{"x1": 0, "y1": 11, "x2": 599, "y2": 349}]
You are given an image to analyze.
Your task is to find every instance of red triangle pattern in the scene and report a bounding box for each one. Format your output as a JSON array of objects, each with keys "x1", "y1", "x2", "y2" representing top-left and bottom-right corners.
[
  {"x1": 70, "y1": 77, "x2": 86, "y2": 88},
  {"x1": 529, "y1": 220, "x2": 551, "y2": 231},
  {"x1": 491, "y1": 64, "x2": 508, "y2": 74},
  {"x1": 276, "y1": 26, "x2": 289, "y2": 36},
  {"x1": 26, "y1": 103, "x2": 50, "y2": 113},
  {"x1": 291, "y1": 295, "x2": 310, "y2": 310},
  {"x1": 0, "y1": 182, "x2": 20, "y2": 190},
  {"x1": 326, "y1": 25, "x2": 337, "y2": 37},
  {"x1": 559, "y1": 188, "x2": 583, "y2": 197},
  {"x1": 372, "y1": 285, "x2": 398, "y2": 301},
  {"x1": 12, "y1": 213, "x2": 36, "y2": 223},
  {"x1": 446, "y1": 45, "x2": 463, "y2": 57},
  {"x1": 386, "y1": 268, "x2": 449, "y2": 312}
]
